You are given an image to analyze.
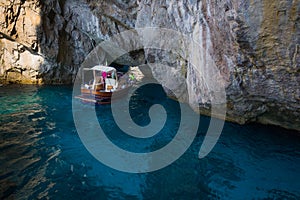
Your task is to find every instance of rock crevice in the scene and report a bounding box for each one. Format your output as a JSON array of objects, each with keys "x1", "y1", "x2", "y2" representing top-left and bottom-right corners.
[{"x1": 0, "y1": 0, "x2": 299, "y2": 130}]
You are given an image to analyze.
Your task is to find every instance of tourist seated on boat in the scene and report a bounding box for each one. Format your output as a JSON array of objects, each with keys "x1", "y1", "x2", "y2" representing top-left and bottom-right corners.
[
  {"x1": 105, "y1": 78, "x2": 117, "y2": 91},
  {"x1": 84, "y1": 84, "x2": 90, "y2": 89},
  {"x1": 98, "y1": 76, "x2": 104, "y2": 84},
  {"x1": 84, "y1": 80, "x2": 93, "y2": 89},
  {"x1": 95, "y1": 76, "x2": 104, "y2": 90},
  {"x1": 92, "y1": 75, "x2": 105, "y2": 90}
]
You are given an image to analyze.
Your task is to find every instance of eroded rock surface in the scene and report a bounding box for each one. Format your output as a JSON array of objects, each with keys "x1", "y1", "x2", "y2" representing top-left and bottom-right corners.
[
  {"x1": 136, "y1": 0, "x2": 300, "y2": 130},
  {"x1": 0, "y1": 0, "x2": 142, "y2": 84},
  {"x1": 0, "y1": 0, "x2": 299, "y2": 130}
]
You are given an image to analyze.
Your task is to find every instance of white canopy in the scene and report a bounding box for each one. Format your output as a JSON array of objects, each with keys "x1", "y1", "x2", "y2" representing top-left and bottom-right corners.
[{"x1": 84, "y1": 65, "x2": 116, "y2": 72}]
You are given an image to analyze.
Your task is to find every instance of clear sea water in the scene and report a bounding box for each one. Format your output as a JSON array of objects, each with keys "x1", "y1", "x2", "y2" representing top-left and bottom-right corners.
[{"x1": 0, "y1": 84, "x2": 299, "y2": 199}]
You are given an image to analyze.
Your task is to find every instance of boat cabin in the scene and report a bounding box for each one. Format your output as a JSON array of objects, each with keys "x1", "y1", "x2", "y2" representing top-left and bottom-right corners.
[{"x1": 82, "y1": 65, "x2": 118, "y2": 92}]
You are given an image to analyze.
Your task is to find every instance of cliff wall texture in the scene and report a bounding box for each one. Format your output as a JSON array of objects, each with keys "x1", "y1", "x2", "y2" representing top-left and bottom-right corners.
[{"x1": 0, "y1": 0, "x2": 299, "y2": 130}]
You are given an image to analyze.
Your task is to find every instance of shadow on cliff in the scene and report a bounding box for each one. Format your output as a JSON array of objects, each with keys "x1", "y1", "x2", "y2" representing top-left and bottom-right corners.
[
  {"x1": 35, "y1": 0, "x2": 87, "y2": 84},
  {"x1": 33, "y1": 0, "x2": 145, "y2": 85}
]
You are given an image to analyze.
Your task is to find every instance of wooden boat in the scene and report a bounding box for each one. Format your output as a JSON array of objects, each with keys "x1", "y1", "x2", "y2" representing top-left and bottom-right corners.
[{"x1": 75, "y1": 65, "x2": 132, "y2": 104}]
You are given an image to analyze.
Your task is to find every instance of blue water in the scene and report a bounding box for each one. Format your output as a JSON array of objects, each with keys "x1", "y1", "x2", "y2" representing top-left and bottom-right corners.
[{"x1": 0, "y1": 85, "x2": 299, "y2": 199}]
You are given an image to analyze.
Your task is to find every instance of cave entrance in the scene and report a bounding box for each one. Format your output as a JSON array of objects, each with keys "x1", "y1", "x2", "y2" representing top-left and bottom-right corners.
[{"x1": 109, "y1": 62, "x2": 130, "y2": 73}]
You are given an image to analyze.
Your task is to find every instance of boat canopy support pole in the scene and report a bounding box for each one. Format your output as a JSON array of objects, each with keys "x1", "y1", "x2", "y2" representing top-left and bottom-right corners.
[{"x1": 82, "y1": 68, "x2": 84, "y2": 85}]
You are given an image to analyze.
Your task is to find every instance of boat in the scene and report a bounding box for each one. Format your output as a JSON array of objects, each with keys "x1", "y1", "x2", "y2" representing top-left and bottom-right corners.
[{"x1": 75, "y1": 65, "x2": 132, "y2": 104}]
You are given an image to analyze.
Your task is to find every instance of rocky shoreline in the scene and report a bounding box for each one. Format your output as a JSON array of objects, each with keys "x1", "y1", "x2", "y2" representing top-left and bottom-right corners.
[{"x1": 0, "y1": 0, "x2": 299, "y2": 131}]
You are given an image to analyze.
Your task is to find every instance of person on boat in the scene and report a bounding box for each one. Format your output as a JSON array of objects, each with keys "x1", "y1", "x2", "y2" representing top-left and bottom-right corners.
[
  {"x1": 100, "y1": 71, "x2": 107, "y2": 89},
  {"x1": 98, "y1": 76, "x2": 104, "y2": 84},
  {"x1": 129, "y1": 73, "x2": 135, "y2": 84},
  {"x1": 102, "y1": 71, "x2": 107, "y2": 80}
]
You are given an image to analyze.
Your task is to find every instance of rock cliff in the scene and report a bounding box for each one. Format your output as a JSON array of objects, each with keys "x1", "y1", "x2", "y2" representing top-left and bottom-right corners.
[{"x1": 0, "y1": 0, "x2": 299, "y2": 130}]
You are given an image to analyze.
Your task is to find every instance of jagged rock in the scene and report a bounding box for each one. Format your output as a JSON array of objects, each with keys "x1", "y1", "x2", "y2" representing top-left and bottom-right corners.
[
  {"x1": 0, "y1": 0, "x2": 299, "y2": 130},
  {"x1": 134, "y1": 0, "x2": 300, "y2": 130},
  {"x1": 0, "y1": 0, "x2": 143, "y2": 84}
]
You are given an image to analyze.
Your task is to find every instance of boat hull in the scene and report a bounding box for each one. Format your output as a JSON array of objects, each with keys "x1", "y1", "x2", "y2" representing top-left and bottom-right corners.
[{"x1": 75, "y1": 86, "x2": 131, "y2": 105}]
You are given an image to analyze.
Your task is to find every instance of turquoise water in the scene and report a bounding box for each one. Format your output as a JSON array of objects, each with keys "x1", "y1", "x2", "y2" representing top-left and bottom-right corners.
[{"x1": 0, "y1": 85, "x2": 299, "y2": 199}]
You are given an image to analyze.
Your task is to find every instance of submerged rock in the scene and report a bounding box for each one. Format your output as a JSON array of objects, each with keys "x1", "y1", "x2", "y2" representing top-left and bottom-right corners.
[{"x1": 0, "y1": 0, "x2": 299, "y2": 130}]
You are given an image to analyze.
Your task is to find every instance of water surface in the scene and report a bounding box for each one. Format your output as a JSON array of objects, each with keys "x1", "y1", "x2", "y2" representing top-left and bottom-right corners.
[{"x1": 0, "y1": 85, "x2": 299, "y2": 199}]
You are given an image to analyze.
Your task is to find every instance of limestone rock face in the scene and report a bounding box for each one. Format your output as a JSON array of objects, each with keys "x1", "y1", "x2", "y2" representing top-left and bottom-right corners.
[
  {"x1": 134, "y1": 0, "x2": 300, "y2": 130},
  {"x1": 0, "y1": 0, "x2": 43, "y2": 83},
  {"x1": 0, "y1": 0, "x2": 142, "y2": 84},
  {"x1": 0, "y1": 0, "x2": 299, "y2": 130}
]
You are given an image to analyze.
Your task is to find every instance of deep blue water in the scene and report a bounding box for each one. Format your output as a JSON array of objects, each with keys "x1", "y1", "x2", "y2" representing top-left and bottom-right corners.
[{"x1": 0, "y1": 85, "x2": 299, "y2": 199}]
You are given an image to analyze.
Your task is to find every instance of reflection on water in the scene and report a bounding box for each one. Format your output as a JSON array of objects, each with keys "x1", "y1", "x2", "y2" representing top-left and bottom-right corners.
[{"x1": 0, "y1": 85, "x2": 299, "y2": 199}]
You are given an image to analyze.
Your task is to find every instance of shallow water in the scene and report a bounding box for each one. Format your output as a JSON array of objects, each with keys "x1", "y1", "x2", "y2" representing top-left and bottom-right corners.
[{"x1": 0, "y1": 85, "x2": 299, "y2": 199}]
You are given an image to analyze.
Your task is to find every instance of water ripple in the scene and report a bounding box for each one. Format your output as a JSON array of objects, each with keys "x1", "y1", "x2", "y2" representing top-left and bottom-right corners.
[{"x1": 0, "y1": 85, "x2": 299, "y2": 199}]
